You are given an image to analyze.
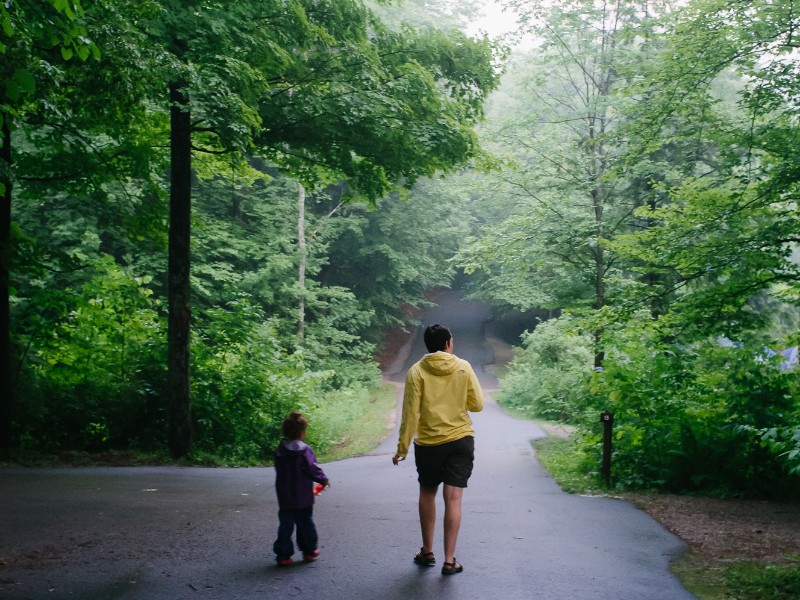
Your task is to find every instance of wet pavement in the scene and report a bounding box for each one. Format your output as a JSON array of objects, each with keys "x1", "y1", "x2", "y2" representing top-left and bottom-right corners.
[{"x1": 0, "y1": 291, "x2": 695, "y2": 599}]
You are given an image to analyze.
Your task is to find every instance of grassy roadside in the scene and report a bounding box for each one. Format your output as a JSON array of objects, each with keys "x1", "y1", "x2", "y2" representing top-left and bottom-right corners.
[
  {"x1": 314, "y1": 381, "x2": 397, "y2": 463},
  {"x1": 668, "y1": 556, "x2": 800, "y2": 600},
  {"x1": 1, "y1": 382, "x2": 398, "y2": 468},
  {"x1": 532, "y1": 430, "x2": 800, "y2": 600}
]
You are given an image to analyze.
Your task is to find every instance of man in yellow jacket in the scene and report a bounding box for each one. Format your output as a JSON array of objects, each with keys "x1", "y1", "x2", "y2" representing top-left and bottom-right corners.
[{"x1": 392, "y1": 323, "x2": 484, "y2": 576}]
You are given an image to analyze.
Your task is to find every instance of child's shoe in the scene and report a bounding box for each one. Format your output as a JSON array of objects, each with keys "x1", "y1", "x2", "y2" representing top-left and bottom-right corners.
[
  {"x1": 303, "y1": 550, "x2": 320, "y2": 562},
  {"x1": 277, "y1": 557, "x2": 293, "y2": 567}
]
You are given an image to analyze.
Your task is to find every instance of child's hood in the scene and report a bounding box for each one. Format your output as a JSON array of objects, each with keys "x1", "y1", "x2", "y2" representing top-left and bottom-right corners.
[{"x1": 276, "y1": 439, "x2": 310, "y2": 456}]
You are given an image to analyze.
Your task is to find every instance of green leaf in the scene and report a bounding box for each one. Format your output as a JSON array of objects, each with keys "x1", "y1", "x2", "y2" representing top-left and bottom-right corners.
[
  {"x1": 2, "y1": 69, "x2": 36, "y2": 102},
  {"x1": 13, "y1": 69, "x2": 35, "y2": 95}
]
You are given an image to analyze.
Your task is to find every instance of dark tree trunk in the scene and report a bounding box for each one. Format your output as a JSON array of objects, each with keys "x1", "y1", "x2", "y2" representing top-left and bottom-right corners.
[
  {"x1": 168, "y1": 81, "x2": 193, "y2": 459},
  {"x1": 0, "y1": 117, "x2": 12, "y2": 451}
]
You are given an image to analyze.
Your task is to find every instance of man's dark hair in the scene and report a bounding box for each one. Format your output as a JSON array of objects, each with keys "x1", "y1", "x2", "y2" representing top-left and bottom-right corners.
[{"x1": 423, "y1": 323, "x2": 452, "y2": 353}]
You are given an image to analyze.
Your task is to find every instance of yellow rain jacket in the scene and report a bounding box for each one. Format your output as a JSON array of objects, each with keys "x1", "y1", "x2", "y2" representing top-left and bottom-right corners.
[{"x1": 396, "y1": 351, "x2": 484, "y2": 458}]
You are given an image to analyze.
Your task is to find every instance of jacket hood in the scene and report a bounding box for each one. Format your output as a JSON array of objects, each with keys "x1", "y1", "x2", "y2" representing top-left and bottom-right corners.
[
  {"x1": 420, "y1": 351, "x2": 460, "y2": 376},
  {"x1": 277, "y1": 439, "x2": 309, "y2": 456}
]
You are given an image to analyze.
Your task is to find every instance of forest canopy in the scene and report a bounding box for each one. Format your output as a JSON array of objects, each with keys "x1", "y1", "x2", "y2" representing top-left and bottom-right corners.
[
  {"x1": 466, "y1": 0, "x2": 800, "y2": 498},
  {"x1": 0, "y1": 0, "x2": 501, "y2": 459}
]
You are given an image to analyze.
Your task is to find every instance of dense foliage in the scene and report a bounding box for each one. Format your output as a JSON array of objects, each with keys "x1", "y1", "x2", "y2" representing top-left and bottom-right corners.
[
  {"x1": 467, "y1": 0, "x2": 800, "y2": 499},
  {"x1": 1, "y1": 0, "x2": 798, "y2": 501},
  {"x1": 497, "y1": 317, "x2": 593, "y2": 423},
  {"x1": 1, "y1": 0, "x2": 501, "y2": 460}
]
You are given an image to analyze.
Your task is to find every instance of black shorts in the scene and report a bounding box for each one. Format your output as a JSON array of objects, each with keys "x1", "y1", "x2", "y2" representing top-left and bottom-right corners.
[{"x1": 414, "y1": 436, "x2": 475, "y2": 488}]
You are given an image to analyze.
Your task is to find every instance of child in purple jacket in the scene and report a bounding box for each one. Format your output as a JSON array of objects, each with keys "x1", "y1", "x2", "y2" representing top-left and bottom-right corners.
[{"x1": 273, "y1": 411, "x2": 330, "y2": 566}]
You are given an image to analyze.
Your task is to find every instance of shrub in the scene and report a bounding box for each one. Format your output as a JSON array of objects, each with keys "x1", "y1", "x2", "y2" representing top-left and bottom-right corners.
[
  {"x1": 16, "y1": 259, "x2": 166, "y2": 452},
  {"x1": 192, "y1": 296, "x2": 326, "y2": 462},
  {"x1": 498, "y1": 316, "x2": 594, "y2": 423},
  {"x1": 583, "y1": 325, "x2": 800, "y2": 498}
]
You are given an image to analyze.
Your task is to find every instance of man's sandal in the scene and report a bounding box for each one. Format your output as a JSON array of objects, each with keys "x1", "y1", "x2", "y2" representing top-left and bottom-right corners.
[
  {"x1": 441, "y1": 559, "x2": 463, "y2": 575},
  {"x1": 413, "y1": 548, "x2": 435, "y2": 566}
]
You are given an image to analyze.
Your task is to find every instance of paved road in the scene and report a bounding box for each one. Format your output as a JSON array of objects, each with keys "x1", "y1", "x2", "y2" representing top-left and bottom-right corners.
[{"x1": 0, "y1": 291, "x2": 695, "y2": 599}]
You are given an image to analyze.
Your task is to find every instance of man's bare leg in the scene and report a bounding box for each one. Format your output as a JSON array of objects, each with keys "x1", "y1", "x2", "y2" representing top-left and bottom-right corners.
[
  {"x1": 419, "y1": 484, "x2": 438, "y2": 554},
  {"x1": 442, "y1": 484, "x2": 463, "y2": 563}
]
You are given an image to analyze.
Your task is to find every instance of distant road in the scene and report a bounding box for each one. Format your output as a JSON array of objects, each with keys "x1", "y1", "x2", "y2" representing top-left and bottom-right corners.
[
  {"x1": 0, "y1": 291, "x2": 696, "y2": 599},
  {"x1": 385, "y1": 289, "x2": 497, "y2": 389}
]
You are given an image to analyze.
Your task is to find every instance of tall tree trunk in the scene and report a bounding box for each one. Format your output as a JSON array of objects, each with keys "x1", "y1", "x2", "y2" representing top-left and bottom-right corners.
[
  {"x1": 589, "y1": 118, "x2": 606, "y2": 368},
  {"x1": 168, "y1": 81, "x2": 193, "y2": 459},
  {"x1": 0, "y1": 117, "x2": 12, "y2": 451},
  {"x1": 593, "y1": 185, "x2": 606, "y2": 369},
  {"x1": 297, "y1": 183, "x2": 306, "y2": 342}
]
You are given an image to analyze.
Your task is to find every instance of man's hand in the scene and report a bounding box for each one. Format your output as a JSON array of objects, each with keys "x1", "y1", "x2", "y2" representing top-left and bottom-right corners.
[{"x1": 392, "y1": 454, "x2": 405, "y2": 466}]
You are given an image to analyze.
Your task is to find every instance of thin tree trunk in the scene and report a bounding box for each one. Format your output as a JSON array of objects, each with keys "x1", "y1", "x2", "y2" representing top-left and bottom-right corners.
[
  {"x1": 297, "y1": 183, "x2": 306, "y2": 342},
  {"x1": 168, "y1": 81, "x2": 193, "y2": 459},
  {"x1": 593, "y1": 188, "x2": 606, "y2": 369},
  {"x1": 590, "y1": 129, "x2": 606, "y2": 368},
  {"x1": 0, "y1": 116, "x2": 12, "y2": 450}
]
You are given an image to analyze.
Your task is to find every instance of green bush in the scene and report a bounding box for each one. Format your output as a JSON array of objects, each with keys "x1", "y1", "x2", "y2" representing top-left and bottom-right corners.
[
  {"x1": 498, "y1": 316, "x2": 594, "y2": 422},
  {"x1": 583, "y1": 325, "x2": 800, "y2": 498},
  {"x1": 192, "y1": 295, "x2": 326, "y2": 462},
  {"x1": 311, "y1": 383, "x2": 396, "y2": 461},
  {"x1": 16, "y1": 259, "x2": 166, "y2": 452}
]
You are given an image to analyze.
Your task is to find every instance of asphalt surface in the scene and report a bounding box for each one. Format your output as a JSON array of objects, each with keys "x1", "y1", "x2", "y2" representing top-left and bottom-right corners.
[{"x1": 0, "y1": 290, "x2": 696, "y2": 599}]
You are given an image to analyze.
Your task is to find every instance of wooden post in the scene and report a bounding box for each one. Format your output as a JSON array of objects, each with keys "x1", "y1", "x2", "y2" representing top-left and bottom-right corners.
[{"x1": 601, "y1": 411, "x2": 614, "y2": 486}]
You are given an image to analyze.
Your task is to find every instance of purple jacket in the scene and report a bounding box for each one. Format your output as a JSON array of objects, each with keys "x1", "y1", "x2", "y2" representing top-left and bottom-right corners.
[{"x1": 274, "y1": 439, "x2": 329, "y2": 510}]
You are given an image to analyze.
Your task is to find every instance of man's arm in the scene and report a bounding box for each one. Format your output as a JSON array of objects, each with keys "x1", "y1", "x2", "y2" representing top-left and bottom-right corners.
[
  {"x1": 466, "y1": 364, "x2": 484, "y2": 412},
  {"x1": 394, "y1": 367, "x2": 421, "y2": 463}
]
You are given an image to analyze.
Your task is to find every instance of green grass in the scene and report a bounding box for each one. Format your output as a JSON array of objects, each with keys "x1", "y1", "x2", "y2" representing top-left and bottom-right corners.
[
  {"x1": 725, "y1": 562, "x2": 800, "y2": 600},
  {"x1": 532, "y1": 433, "x2": 605, "y2": 496},
  {"x1": 2, "y1": 383, "x2": 399, "y2": 468},
  {"x1": 670, "y1": 559, "x2": 728, "y2": 600},
  {"x1": 313, "y1": 382, "x2": 397, "y2": 462},
  {"x1": 671, "y1": 560, "x2": 800, "y2": 600}
]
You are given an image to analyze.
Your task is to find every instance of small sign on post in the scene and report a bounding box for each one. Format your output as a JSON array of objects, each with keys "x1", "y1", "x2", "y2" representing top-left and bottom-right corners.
[{"x1": 600, "y1": 411, "x2": 614, "y2": 486}]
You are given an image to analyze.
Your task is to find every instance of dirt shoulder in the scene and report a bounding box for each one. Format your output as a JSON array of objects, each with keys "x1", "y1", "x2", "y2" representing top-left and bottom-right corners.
[{"x1": 626, "y1": 492, "x2": 800, "y2": 566}]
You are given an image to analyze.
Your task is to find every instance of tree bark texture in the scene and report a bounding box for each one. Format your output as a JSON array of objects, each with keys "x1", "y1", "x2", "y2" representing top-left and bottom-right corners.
[{"x1": 168, "y1": 81, "x2": 193, "y2": 459}]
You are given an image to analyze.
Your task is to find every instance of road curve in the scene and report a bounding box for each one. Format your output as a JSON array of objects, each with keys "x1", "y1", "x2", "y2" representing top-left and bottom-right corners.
[{"x1": 0, "y1": 291, "x2": 695, "y2": 600}]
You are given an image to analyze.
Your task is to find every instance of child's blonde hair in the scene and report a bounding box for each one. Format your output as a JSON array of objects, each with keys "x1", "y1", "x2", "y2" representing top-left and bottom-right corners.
[{"x1": 281, "y1": 411, "x2": 307, "y2": 440}]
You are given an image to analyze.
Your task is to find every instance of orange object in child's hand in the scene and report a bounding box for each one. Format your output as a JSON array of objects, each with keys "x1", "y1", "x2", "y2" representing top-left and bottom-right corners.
[{"x1": 314, "y1": 483, "x2": 325, "y2": 495}]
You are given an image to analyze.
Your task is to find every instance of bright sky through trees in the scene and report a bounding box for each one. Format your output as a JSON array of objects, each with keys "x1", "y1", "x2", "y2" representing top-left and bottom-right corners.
[
  {"x1": 466, "y1": 0, "x2": 518, "y2": 36},
  {"x1": 465, "y1": 0, "x2": 535, "y2": 49}
]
